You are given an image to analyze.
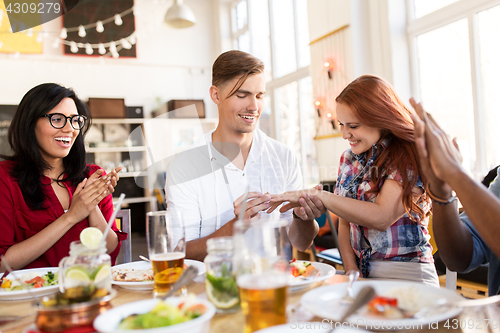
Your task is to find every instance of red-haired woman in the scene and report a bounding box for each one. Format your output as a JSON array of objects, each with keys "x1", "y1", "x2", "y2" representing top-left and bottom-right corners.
[{"x1": 270, "y1": 75, "x2": 438, "y2": 285}]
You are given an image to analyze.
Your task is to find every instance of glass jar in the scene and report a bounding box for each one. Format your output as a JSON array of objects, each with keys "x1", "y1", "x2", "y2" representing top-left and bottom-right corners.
[
  {"x1": 204, "y1": 236, "x2": 239, "y2": 313},
  {"x1": 58, "y1": 241, "x2": 111, "y2": 299}
]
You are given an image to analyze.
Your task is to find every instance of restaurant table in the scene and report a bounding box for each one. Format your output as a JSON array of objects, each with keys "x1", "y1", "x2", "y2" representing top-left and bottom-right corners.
[{"x1": 1, "y1": 274, "x2": 498, "y2": 333}]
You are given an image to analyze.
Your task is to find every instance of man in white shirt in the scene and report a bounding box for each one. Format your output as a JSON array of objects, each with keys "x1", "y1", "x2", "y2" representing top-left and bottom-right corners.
[{"x1": 166, "y1": 50, "x2": 321, "y2": 261}]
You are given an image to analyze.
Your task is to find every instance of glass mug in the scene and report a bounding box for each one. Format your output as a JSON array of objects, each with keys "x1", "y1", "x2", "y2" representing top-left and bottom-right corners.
[
  {"x1": 58, "y1": 241, "x2": 111, "y2": 299},
  {"x1": 233, "y1": 215, "x2": 290, "y2": 333},
  {"x1": 146, "y1": 210, "x2": 186, "y2": 297}
]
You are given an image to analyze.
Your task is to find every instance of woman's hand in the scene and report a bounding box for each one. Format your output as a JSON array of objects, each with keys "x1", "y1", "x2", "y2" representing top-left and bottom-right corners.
[
  {"x1": 66, "y1": 175, "x2": 111, "y2": 223},
  {"x1": 410, "y1": 98, "x2": 461, "y2": 198},
  {"x1": 86, "y1": 167, "x2": 123, "y2": 195},
  {"x1": 292, "y1": 185, "x2": 326, "y2": 220},
  {"x1": 268, "y1": 188, "x2": 322, "y2": 214}
]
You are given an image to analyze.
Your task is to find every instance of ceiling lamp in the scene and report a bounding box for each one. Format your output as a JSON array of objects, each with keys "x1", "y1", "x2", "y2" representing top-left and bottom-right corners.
[{"x1": 164, "y1": 0, "x2": 196, "y2": 29}]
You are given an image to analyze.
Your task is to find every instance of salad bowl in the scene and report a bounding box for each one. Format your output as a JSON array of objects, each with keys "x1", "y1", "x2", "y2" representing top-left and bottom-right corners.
[{"x1": 93, "y1": 297, "x2": 216, "y2": 333}]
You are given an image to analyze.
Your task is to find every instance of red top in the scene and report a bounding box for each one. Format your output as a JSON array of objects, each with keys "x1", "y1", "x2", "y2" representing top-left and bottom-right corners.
[{"x1": 0, "y1": 160, "x2": 128, "y2": 269}]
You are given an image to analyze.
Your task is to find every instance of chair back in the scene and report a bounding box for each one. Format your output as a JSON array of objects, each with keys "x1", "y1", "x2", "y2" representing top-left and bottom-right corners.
[{"x1": 116, "y1": 209, "x2": 132, "y2": 263}]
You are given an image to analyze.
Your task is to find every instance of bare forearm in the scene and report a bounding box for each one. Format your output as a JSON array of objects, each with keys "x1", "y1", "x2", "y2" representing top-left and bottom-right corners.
[
  {"x1": 288, "y1": 217, "x2": 319, "y2": 252},
  {"x1": 445, "y1": 170, "x2": 500, "y2": 259},
  {"x1": 185, "y1": 218, "x2": 236, "y2": 261},
  {"x1": 0, "y1": 214, "x2": 75, "y2": 272},
  {"x1": 317, "y1": 192, "x2": 403, "y2": 232},
  {"x1": 338, "y1": 219, "x2": 359, "y2": 272},
  {"x1": 88, "y1": 207, "x2": 119, "y2": 254}
]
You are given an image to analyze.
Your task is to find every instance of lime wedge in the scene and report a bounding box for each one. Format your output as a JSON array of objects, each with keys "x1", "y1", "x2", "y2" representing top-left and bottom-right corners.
[
  {"x1": 80, "y1": 227, "x2": 103, "y2": 249},
  {"x1": 206, "y1": 280, "x2": 239, "y2": 309},
  {"x1": 93, "y1": 265, "x2": 111, "y2": 283},
  {"x1": 65, "y1": 267, "x2": 91, "y2": 282}
]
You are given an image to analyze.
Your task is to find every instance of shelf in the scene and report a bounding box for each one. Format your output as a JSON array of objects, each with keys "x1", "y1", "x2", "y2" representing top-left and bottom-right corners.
[
  {"x1": 113, "y1": 196, "x2": 157, "y2": 204},
  {"x1": 91, "y1": 118, "x2": 147, "y2": 124},
  {"x1": 86, "y1": 146, "x2": 147, "y2": 153}
]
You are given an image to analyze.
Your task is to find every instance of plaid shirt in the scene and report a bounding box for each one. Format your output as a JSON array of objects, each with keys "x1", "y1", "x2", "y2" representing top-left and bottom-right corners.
[{"x1": 335, "y1": 139, "x2": 433, "y2": 276}]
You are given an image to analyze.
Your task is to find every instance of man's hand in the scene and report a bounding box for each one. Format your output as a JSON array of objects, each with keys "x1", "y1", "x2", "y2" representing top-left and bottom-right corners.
[
  {"x1": 292, "y1": 185, "x2": 326, "y2": 220},
  {"x1": 267, "y1": 188, "x2": 322, "y2": 214},
  {"x1": 233, "y1": 192, "x2": 271, "y2": 222}
]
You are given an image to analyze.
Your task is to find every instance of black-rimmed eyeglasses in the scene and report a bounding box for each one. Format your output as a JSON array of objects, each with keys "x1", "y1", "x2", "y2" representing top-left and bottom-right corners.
[{"x1": 42, "y1": 113, "x2": 87, "y2": 130}]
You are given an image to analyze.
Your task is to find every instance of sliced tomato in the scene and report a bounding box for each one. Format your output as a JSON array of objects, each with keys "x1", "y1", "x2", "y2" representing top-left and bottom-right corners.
[
  {"x1": 291, "y1": 266, "x2": 300, "y2": 277},
  {"x1": 25, "y1": 276, "x2": 45, "y2": 288},
  {"x1": 368, "y1": 295, "x2": 398, "y2": 309}
]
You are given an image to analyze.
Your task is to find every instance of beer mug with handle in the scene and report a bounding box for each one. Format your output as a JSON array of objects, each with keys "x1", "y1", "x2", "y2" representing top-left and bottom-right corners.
[
  {"x1": 146, "y1": 210, "x2": 186, "y2": 297},
  {"x1": 233, "y1": 214, "x2": 290, "y2": 333}
]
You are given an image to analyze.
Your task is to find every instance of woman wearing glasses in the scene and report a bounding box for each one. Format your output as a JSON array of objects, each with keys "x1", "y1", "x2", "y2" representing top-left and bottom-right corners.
[{"x1": 0, "y1": 83, "x2": 127, "y2": 271}]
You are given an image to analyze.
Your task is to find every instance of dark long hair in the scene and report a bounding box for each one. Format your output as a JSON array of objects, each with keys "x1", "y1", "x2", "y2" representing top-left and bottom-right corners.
[
  {"x1": 1, "y1": 83, "x2": 91, "y2": 210},
  {"x1": 336, "y1": 75, "x2": 429, "y2": 221},
  {"x1": 212, "y1": 50, "x2": 264, "y2": 97}
]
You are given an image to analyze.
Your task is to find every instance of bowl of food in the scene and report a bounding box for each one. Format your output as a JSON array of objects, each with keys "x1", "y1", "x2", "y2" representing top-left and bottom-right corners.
[
  {"x1": 93, "y1": 295, "x2": 216, "y2": 333},
  {"x1": 34, "y1": 288, "x2": 116, "y2": 333}
]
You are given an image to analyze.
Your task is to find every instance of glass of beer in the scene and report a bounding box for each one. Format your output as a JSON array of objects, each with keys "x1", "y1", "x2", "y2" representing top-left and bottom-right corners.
[
  {"x1": 233, "y1": 215, "x2": 291, "y2": 333},
  {"x1": 146, "y1": 210, "x2": 185, "y2": 297}
]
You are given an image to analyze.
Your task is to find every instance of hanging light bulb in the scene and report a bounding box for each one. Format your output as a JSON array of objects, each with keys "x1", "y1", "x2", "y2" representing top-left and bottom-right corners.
[
  {"x1": 70, "y1": 41, "x2": 78, "y2": 53},
  {"x1": 98, "y1": 43, "x2": 106, "y2": 55},
  {"x1": 26, "y1": 28, "x2": 33, "y2": 37},
  {"x1": 96, "y1": 21, "x2": 104, "y2": 33},
  {"x1": 52, "y1": 38, "x2": 60, "y2": 48},
  {"x1": 114, "y1": 14, "x2": 123, "y2": 26},
  {"x1": 120, "y1": 38, "x2": 132, "y2": 49},
  {"x1": 129, "y1": 33, "x2": 136, "y2": 45},
  {"x1": 85, "y1": 43, "x2": 93, "y2": 55},
  {"x1": 0, "y1": 41, "x2": 3, "y2": 50},
  {"x1": 109, "y1": 41, "x2": 117, "y2": 53},
  {"x1": 78, "y1": 25, "x2": 86, "y2": 37},
  {"x1": 60, "y1": 28, "x2": 67, "y2": 39},
  {"x1": 36, "y1": 33, "x2": 43, "y2": 43},
  {"x1": 111, "y1": 51, "x2": 119, "y2": 58}
]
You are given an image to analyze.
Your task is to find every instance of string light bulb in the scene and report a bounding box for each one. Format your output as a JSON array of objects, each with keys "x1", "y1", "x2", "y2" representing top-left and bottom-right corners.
[
  {"x1": 26, "y1": 28, "x2": 33, "y2": 37},
  {"x1": 60, "y1": 28, "x2": 67, "y2": 39},
  {"x1": 114, "y1": 14, "x2": 123, "y2": 26},
  {"x1": 314, "y1": 100, "x2": 321, "y2": 107},
  {"x1": 120, "y1": 38, "x2": 132, "y2": 49},
  {"x1": 52, "y1": 39, "x2": 60, "y2": 48},
  {"x1": 326, "y1": 112, "x2": 332, "y2": 118},
  {"x1": 96, "y1": 21, "x2": 104, "y2": 33},
  {"x1": 78, "y1": 25, "x2": 86, "y2": 37},
  {"x1": 36, "y1": 33, "x2": 43, "y2": 43},
  {"x1": 109, "y1": 41, "x2": 117, "y2": 53},
  {"x1": 85, "y1": 43, "x2": 93, "y2": 55},
  {"x1": 70, "y1": 41, "x2": 78, "y2": 53},
  {"x1": 129, "y1": 33, "x2": 136, "y2": 45},
  {"x1": 98, "y1": 43, "x2": 106, "y2": 55},
  {"x1": 111, "y1": 51, "x2": 119, "y2": 58},
  {"x1": 0, "y1": 41, "x2": 3, "y2": 50}
]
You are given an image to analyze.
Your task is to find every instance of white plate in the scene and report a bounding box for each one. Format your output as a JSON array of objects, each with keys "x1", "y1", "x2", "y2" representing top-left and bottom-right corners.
[
  {"x1": 93, "y1": 297, "x2": 215, "y2": 333},
  {"x1": 0, "y1": 267, "x2": 59, "y2": 301},
  {"x1": 301, "y1": 280, "x2": 464, "y2": 330},
  {"x1": 255, "y1": 323, "x2": 370, "y2": 333},
  {"x1": 112, "y1": 260, "x2": 206, "y2": 290},
  {"x1": 288, "y1": 261, "x2": 335, "y2": 292}
]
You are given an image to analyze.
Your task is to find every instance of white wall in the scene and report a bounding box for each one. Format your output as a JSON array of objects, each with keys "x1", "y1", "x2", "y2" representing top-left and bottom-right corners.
[{"x1": 0, "y1": 0, "x2": 219, "y2": 118}]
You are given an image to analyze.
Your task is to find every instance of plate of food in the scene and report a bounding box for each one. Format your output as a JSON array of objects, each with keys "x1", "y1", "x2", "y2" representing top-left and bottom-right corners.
[
  {"x1": 301, "y1": 280, "x2": 464, "y2": 330},
  {"x1": 0, "y1": 267, "x2": 59, "y2": 301},
  {"x1": 288, "y1": 260, "x2": 335, "y2": 292},
  {"x1": 112, "y1": 260, "x2": 206, "y2": 290},
  {"x1": 93, "y1": 295, "x2": 215, "y2": 333}
]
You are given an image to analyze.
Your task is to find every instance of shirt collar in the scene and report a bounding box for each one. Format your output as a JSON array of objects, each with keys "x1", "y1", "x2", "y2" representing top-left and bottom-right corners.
[{"x1": 351, "y1": 137, "x2": 390, "y2": 165}]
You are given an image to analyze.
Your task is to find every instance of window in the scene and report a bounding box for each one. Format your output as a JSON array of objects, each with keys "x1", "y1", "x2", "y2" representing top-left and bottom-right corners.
[
  {"x1": 231, "y1": 0, "x2": 318, "y2": 186},
  {"x1": 408, "y1": 0, "x2": 500, "y2": 179}
]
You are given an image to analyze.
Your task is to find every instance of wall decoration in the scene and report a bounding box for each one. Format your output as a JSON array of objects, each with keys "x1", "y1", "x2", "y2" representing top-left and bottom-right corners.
[
  {"x1": 310, "y1": 25, "x2": 352, "y2": 138},
  {"x1": 0, "y1": 3, "x2": 42, "y2": 54},
  {"x1": 62, "y1": 0, "x2": 135, "y2": 58}
]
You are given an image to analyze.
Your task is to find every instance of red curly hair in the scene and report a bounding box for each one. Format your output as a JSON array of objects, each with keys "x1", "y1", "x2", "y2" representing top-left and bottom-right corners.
[{"x1": 335, "y1": 75, "x2": 429, "y2": 221}]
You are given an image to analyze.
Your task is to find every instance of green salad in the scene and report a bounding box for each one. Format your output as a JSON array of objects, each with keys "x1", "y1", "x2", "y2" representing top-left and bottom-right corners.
[
  {"x1": 1, "y1": 271, "x2": 58, "y2": 291},
  {"x1": 118, "y1": 297, "x2": 207, "y2": 330}
]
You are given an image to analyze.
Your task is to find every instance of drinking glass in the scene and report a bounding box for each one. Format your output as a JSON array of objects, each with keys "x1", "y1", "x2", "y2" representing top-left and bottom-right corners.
[
  {"x1": 233, "y1": 215, "x2": 291, "y2": 333},
  {"x1": 146, "y1": 210, "x2": 186, "y2": 297}
]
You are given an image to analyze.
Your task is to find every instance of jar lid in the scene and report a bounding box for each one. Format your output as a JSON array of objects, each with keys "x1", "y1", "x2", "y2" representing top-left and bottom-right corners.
[{"x1": 206, "y1": 236, "x2": 233, "y2": 252}]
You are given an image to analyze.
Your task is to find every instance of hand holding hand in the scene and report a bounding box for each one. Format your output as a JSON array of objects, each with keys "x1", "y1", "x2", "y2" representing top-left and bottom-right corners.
[
  {"x1": 233, "y1": 191, "x2": 271, "y2": 222},
  {"x1": 292, "y1": 184, "x2": 326, "y2": 220},
  {"x1": 267, "y1": 188, "x2": 322, "y2": 214},
  {"x1": 66, "y1": 174, "x2": 111, "y2": 223}
]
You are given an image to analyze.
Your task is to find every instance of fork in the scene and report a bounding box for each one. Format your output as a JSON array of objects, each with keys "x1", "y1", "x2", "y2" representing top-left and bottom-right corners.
[{"x1": 341, "y1": 270, "x2": 359, "y2": 304}]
